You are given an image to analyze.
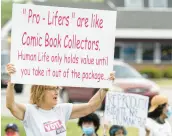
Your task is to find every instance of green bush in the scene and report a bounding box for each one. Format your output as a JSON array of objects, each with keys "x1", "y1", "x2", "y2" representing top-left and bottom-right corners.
[
  {"x1": 1, "y1": 1, "x2": 26, "y2": 27},
  {"x1": 163, "y1": 67, "x2": 172, "y2": 78},
  {"x1": 1, "y1": 1, "x2": 12, "y2": 27},
  {"x1": 139, "y1": 67, "x2": 163, "y2": 78}
]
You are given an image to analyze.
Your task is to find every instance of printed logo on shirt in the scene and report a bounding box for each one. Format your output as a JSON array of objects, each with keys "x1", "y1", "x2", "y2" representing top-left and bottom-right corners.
[{"x1": 43, "y1": 120, "x2": 66, "y2": 135}]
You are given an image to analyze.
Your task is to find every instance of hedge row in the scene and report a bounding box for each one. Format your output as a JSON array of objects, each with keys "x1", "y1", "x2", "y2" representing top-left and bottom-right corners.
[{"x1": 139, "y1": 67, "x2": 172, "y2": 78}]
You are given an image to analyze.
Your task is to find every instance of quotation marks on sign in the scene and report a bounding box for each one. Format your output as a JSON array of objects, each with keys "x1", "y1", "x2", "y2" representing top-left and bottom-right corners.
[
  {"x1": 23, "y1": 8, "x2": 26, "y2": 14},
  {"x1": 72, "y1": 12, "x2": 75, "y2": 18}
]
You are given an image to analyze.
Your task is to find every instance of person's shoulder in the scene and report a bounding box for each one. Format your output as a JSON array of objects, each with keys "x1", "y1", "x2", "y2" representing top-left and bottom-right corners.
[
  {"x1": 165, "y1": 119, "x2": 172, "y2": 127},
  {"x1": 24, "y1": 104, "x2": 38, "y2": 110},
  {"x1": 145, "y1": 117, "x2": 156, "y2": 128},
  {"x1": 147, "y1": 117, "x2": 154, "y2": 123},
  {"x1": 22, "y1": 104, "x2": 37, "y2": 123},
  {"x1": 54, "y1": 103, "x2": 73, "y2": 112},
  {"x1": 24, "y1": 103, "x2": 35, "y2": 107},
  {"x1": 55, "y1": 103, "x2": 73, "y2": 107},
  {"x1": 164, "y1": 120, "x2": 172, "y2": 132}
]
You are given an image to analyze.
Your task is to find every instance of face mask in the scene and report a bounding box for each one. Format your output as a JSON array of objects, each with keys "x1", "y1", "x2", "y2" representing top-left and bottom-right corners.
[
  {"x1": 166, "y1": 106, "x2": 172, "y2": 118},
  {"x1": 82, "y1": 127, "x2": 95, "y2": 136}
]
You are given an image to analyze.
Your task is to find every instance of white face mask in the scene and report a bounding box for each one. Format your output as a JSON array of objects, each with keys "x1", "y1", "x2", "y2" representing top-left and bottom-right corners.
[{"x1": 165, "y1": 106, "x2": 172, "y2": 118}]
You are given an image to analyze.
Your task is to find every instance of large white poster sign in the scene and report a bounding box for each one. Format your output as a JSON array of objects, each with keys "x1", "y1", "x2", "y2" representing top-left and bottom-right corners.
[
  {"x1": 11, "y1": 4, "x2": 117, "y2": 88},
  {"x1": 104, "y1": 92, "x2": 149, "y2": 128}
]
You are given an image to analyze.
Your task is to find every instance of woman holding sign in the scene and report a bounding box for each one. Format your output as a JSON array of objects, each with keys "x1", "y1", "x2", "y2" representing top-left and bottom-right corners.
[
  {"x1": 6, "y1": 63, "x2": 115, "y2": 136},
  {"x1": 145, "y1": 95, "x2": 172, "y2": 136}
]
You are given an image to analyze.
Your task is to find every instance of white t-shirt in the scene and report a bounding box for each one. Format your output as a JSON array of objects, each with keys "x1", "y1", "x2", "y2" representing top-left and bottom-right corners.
[
  {"x1": 22, "y1": 103, "x2": 73, "y2": 136},
  {"x1": 145, "y1": 118, "x2": 172, "y2": 136}
]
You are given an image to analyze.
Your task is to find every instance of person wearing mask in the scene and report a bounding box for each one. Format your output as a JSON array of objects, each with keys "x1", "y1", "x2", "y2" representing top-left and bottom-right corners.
[
  {"x1": 78, "y1": 113, "x2": 100, "y2": 136},
  {"x1": 6, "y1": 63, "x2": 115, "y2": 136},
  {"x1": 145, "y1": 95, "x2": 172, "y2": 136},
  {"x1": 4, "y1": 123, "x2": 20, "y2": 136},
  {"x1": 109, "y1": 125, "x2": 127, "y2": 136}
]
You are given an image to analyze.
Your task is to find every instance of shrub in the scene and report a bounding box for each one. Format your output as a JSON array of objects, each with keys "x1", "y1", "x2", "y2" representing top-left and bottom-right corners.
[
  {"x1": 139, "y1": 67, "x2": 163, "y2": 78},
  {"x1": 163, "y1": 67, "x2": 172, "y2": 78}
]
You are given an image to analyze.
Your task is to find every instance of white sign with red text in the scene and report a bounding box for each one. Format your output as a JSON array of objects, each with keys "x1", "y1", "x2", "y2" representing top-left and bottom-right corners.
[{"x1": 11, "y1": 4, "x2": 117, "y2": 88}]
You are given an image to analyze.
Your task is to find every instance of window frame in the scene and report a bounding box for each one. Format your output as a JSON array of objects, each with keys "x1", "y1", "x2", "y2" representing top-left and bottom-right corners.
[
  {"x1": 149, "y1": 0, "x2": 168, "y2": 8},
  {"x1": 142, "y1": 43, "x2": 154, "y2": 62},
  {"x1": 160, "y1": 43, "x2": 172, "y2": 62},
  {"x1": 124, "y1": 0, "x2": 144, "y2": 8}
]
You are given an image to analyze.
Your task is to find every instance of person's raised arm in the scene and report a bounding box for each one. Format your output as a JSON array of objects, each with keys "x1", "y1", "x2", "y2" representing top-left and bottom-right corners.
[
  {"x1": 6, "y1": 63, "x2": 26, "y2": 120},
  {"x1": 70, "y1": 73, "x2": 115, "y2": 119}
]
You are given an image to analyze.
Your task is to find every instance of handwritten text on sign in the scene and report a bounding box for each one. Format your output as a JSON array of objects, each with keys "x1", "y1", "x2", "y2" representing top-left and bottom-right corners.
[
  {"x1": 11, "y1": 4, "x2": 117, "y2": 87},
  {"x1": 104, "y1": 92, "x2": 149, "y2": 128}
]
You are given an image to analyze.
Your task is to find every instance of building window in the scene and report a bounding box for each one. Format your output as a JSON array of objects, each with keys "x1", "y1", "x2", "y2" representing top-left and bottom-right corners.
[
  {"x1": 142, "y1": 43, "x2": 154, "y2": 61},
  {"x1": 114, "y1": 46, "x2": 120, "y2": 59},
  {"x1": 149, "y1": 0, "x2": 168, "y2": 8},
  {"x1": 122, "y1": 43, "x2": 136, "y2": 62},
  {"x1": 114, "y1": 42, "x2": 123, "y2": 59},
  {"x1": 160, "y1": 44, "x2": 172, "y2": 61},
  {"x1": 124, "y1": 0, "x2": 143, "y2": 7}
]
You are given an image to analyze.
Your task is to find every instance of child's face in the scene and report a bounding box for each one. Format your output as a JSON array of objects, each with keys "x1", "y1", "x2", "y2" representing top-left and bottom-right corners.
[
  {"x1": 5, "y1": 129, "x2": 18, "y2": 136},
  {"x1": 82, "y1": 122, "x2": 95, "y2": 135},
  {"x1": 115, "y1": 129, "x2": 124, "y2": 136},
  {"x1": 82, "y1": 121, "x2": 95, "y2": 128}
]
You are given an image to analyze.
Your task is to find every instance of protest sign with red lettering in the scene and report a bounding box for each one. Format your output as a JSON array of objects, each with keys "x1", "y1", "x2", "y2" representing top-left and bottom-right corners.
[
  {"x1": 10, "y1": 3, "x2": 117, "y2": 88},
  {"x1": 104, "y1": 92, "x2": 149, "y2": 128}
]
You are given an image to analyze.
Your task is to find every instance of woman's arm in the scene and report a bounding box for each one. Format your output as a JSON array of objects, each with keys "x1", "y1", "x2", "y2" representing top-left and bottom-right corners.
[
  {"x1": 70, "y1": 88, "x2": 108, "y2": 119},
  {"x1": 6, "y1": 64, "x2": 26, "y2": 120},
  {"x1": 70, "y1": 73, "x2": 114, "y2": 119}
]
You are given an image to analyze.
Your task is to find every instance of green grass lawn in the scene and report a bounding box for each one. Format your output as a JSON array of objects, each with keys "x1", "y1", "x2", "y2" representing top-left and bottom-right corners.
[
  {"x1": 1, "y1": 116, "x2": 26, "y2": 136},
  {"x1": 1, "y1": 116, "x2": 138, "y2": 136}
]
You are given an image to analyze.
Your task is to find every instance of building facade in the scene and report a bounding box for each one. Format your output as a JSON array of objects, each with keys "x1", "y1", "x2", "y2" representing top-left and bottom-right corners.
[
  {"x1": 111, "y1": 0, "x2": 172, "y2": 69},
  {"x1": 2, "y1": 0, "x2": 172, "y2": 69},
  {"x1": 32, "y1": 0, "x2": 172, "y2": 68}
]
